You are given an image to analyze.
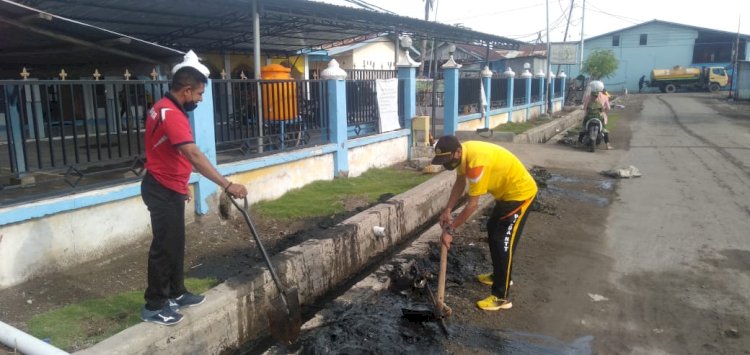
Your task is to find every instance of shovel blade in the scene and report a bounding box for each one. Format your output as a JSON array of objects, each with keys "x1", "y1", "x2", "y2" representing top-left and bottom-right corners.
[{"x1": 267, "y1": 288, "x2": 302, "y2": 345}]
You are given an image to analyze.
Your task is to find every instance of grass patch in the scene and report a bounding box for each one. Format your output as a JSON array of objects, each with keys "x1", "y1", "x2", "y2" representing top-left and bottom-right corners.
[
  {"x1": 607, "y1": 111, "x2": 621, "y2": 129},
  {"x1": 254, "y1": 166, "x2": 432, "y2": 220},
  {"x1": 494, "y1": 117, "x2": 552, "y2": 134},
  {"x1": 26, "y1": 277, "x2": 218, "y2": 351}
]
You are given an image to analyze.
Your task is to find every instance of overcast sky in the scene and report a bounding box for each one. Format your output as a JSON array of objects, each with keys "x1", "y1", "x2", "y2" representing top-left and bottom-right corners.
[{"x1": 313, "y1": 0, "x2": 748, "y2": 43}]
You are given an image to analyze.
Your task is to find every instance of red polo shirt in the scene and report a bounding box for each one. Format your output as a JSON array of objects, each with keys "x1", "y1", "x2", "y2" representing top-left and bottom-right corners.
[{"x1": 144, "y1": 93, "x2": 194, "y2": 194}]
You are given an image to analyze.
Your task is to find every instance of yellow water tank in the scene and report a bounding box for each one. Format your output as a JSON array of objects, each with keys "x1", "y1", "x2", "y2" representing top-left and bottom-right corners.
[
  {"x1": 261, "y1": 64, "x2": 297, "y2": 121},
  {"x1": 650, "y1": 65, "x2": 701, "y2": 81}
]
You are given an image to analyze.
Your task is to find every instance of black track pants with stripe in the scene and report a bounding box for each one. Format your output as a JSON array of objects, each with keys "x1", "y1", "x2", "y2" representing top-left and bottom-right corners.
[
  {"x1": 141, "y1": 173, "x2": 189, "y2": 311},
  {"x1": 486, "y1": 195, "x2": 535, "y2": 299}
]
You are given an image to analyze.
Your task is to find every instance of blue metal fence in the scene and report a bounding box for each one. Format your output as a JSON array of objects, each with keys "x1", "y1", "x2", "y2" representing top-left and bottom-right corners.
[
  {"x1": 211, "y1": 79, "x2": 329, "y2": 162},
  {"x1": 0, "y1": 79, "x2": 167, "y2": 204},
  {"x1": 346, "y1": 80, "x2": 379, "y2": 137},
  {"x1": 531, "y1": 79, "x2": 541, "y2": 102},
  {"x1": 458, "y1": 78, "x2": 481, "y2": 114},
  {"x1": 490, "y1": 78, "x2": 509, "y2": 109},
  {"x1": 513, "y1": 78, "x2": 527, "y2": 105}
]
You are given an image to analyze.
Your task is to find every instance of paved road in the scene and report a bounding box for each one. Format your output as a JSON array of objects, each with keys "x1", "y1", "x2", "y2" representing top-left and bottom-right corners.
[{"x1": 602, "y1": 93, "x2": 750, "y2": 354}]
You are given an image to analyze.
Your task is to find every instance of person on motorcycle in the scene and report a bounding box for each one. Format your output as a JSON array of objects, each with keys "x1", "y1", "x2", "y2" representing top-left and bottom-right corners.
[{"x1": 579, "y1": 80, "x2": 613, "y2": 150}]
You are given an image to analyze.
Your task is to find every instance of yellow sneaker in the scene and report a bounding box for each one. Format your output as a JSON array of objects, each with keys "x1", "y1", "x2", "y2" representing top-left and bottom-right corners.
[
  {"x1": 476, "y1": 274, "x2": 513, "y2": 287},
  {"x1": 476, "y1": 295, "x2": 512, "y2": 311},
  {"x1": 477, "y1": 273, "x2": 494, "y2": 285}
]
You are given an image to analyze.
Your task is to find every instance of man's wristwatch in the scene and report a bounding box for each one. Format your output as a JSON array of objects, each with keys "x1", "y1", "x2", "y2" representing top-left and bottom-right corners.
[{"x1": 444, "y1": 225, "x2": 455, "y2": 235}]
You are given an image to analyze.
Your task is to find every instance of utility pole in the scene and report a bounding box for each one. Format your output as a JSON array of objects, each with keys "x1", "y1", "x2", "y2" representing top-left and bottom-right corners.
[
  {"x1": 731, "y1": 16, "x2": 741, "y2": 99},
  {"x1": 546, "y1": 0, "x2": 552, "y2": 112},
  {"x1": 579, "y1": 0, "x2": 586, "y2": 71},
  {"x1": 556, "y1": 0, "x2": 576, "y2": 76}
]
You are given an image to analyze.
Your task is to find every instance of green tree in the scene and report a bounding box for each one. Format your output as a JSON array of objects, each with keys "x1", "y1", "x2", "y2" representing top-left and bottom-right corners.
[{"x1": 581, "y1": 50, "x2": 619, "y2": 80}]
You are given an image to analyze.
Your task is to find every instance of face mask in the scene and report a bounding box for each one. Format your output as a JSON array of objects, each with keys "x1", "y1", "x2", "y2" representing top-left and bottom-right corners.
[
  {"x1": 443, "y1": 158, "x2": 460, "y2": 171},
  {"x1": 183, "y1": 100, "x2": 198, "y2": 112}
]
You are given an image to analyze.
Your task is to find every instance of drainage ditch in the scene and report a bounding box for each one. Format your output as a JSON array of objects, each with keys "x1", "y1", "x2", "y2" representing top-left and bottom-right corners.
[{"x1": 234, "y1": 166, "x2": 612, "y2": 355}]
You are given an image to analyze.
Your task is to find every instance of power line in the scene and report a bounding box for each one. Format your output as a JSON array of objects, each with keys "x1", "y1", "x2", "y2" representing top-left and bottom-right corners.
[{"x1": 440, "y1": 2, "x2": 546, "y2": 23}]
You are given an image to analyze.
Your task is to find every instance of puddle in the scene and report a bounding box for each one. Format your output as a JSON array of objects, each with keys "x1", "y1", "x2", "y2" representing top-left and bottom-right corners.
[
  {"x1": 540, "y1": 173, "x2": 612, "y2": 207},
  {"x1": 596, "y1": 179, "x2": 615, "y2": 191}
]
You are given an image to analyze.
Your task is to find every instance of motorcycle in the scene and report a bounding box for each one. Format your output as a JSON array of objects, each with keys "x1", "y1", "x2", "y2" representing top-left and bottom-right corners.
[{"x1": 582, "y1": 116, "x2": 604, "y2": 152}]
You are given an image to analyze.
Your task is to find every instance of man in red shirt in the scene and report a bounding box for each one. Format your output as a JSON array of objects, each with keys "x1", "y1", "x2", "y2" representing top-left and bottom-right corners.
[{"x1": 141, "y1": 51, "x2": 247, "y2": 325}]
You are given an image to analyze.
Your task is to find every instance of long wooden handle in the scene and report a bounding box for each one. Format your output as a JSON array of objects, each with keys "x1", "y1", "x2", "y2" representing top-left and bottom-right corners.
[{"x1": 436, "y1": 243, "x2": 448, "y2": 308}]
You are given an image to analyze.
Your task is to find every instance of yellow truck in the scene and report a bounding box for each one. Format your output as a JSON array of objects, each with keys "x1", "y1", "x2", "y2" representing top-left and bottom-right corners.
[{"x1": 649, "y1": 65, "x2": 729, "y2": 93}]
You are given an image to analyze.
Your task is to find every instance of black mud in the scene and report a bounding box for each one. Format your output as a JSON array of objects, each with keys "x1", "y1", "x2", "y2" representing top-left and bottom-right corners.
[{"x1": 286, "y1": 242, "x2": 592, "y2": 354}]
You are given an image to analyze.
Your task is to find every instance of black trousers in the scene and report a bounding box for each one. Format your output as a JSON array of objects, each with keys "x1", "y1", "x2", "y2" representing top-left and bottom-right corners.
[
  {"x1": 486, "y1": 196, "x2": 535, "y2": 299},
  {"x1": 141, "y1": 173, "x2": 188, "y2": 310}
]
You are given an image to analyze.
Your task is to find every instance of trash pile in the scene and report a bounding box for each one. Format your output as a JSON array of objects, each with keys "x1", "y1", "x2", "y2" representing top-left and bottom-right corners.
[{"x1": 600, "y1": 165, "x2": 642, "y2": 179}]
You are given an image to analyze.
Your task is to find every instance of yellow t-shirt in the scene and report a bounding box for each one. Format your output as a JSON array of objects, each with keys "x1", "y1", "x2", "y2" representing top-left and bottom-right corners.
[{"x1": 457, "y1": 141, "x2": 538, "y2": 201}]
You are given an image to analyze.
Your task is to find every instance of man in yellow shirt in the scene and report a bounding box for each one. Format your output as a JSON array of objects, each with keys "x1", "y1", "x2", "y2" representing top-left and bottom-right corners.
[{"x1": 431, "y1": 135, "x2": 538, "y2": 311}]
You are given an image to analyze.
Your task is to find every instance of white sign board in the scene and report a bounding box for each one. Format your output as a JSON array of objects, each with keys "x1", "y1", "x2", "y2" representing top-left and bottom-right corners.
[
  {"x1": 376, "y1": 78, "x2": 401, "y2": 132},
  {"x1": 550, "y1": 43, "x2": 578, "y2": 65}
]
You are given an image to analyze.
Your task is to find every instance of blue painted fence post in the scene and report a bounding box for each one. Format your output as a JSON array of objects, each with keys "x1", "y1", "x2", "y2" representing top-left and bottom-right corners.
[
  {"x1": 522, "y1": 69, "x2": 533, "y2": 121},
  {"x1": 558, "y1": 71, "x2": 567, "y2": 108},
  {"x1": 504, "y1": 67, "x2": 515, "y2": 123},
  {"x1": 481, "y1": 66, "x2": 492, "y2": 129},
  {"x1": 190, "y1": 79, "x2": 218, "y2": 215},
  {"x1": 397, "y1": 64, "x2": 417, "y2": 147},
  {"x1": 536, "y1": 70, "x2": 545, "y2": 115},
  {"x1": 549, "y1": 74, "x2": 556, "y2": 111},
  {"x1": 321, "y1": 59, "x2": 349, "y2": 177},
  {"x1": 442, "y1": 57, "x2": 461, "y2": 136}
]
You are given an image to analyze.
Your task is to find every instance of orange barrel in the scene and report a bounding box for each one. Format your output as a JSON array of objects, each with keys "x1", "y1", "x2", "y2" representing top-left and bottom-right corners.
[{"x1": 260, "y1": 64, "x2": 298, "y2": 121}]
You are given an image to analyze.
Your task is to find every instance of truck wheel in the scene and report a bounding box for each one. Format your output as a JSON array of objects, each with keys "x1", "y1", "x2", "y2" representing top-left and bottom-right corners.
[
  {"x1": 665, "y1": 84, "x2": 677, "y2": 93},
  {"x1": 709, "y1": 83, "x2": 720, "y2": 92}
]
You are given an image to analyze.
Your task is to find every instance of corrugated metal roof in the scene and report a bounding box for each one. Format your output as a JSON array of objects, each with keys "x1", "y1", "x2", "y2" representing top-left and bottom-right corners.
[
  {"x1": 0, "y1": 0, "x2": 184, "y2": 68},
  {"x1": 4, "y1": 0, "x2": 523, "y2": 57}
]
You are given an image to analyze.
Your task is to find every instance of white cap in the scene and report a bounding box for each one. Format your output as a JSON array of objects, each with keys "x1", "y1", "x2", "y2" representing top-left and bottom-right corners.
[{"x1": 171, "y1": 50, "x2": 210, "y2": 78}]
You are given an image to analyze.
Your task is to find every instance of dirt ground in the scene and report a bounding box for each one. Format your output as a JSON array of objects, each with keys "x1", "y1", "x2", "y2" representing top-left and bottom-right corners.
[{"x1": 0, "y1": 182, "x2": 383, "y2": 348}]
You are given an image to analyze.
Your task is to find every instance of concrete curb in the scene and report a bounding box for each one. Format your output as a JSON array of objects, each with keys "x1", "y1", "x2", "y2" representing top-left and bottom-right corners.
[
  {"x1": 76, "y1": 172, "x2": 458, "y2": 355},
  {"x1": 513, "y1": 109, "x2": 583, "y2": 144},
  {"x1": 453, "y1": 108, "x2": 583, "y2": 145}
]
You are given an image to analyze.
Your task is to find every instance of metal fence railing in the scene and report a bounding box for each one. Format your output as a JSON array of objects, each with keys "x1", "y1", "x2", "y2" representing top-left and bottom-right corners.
[
  {"x1": 416, "y1": 79, "x2": 444, "y2": 109},
  {"x1": 1, "y1": 79, "x2": 167, "y2": 204},
  {"x1": 513, "y1": 78, "x2": 527, "y2": 105},
  {"x1": 458, "y1": 78, "x2": 482, "y2": 115},
  {"x1": 211, "y1": 79, "x2": 328, "y2": 162},
  {"x1": 554, "y1": 78, "x2": 564, "y2": 98},
  {"x1": 531, "y1": 79, "x2": 541, "y2": 103},
  {"x1": 346, "y1": 80, "x2": 379, "y2": 137},
  {"x1": 345, "y1": 69, "x2": 397, "y2": 80},
  {"x1": 490, "y1": 78, "x2": 509, "y2": 109}
]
